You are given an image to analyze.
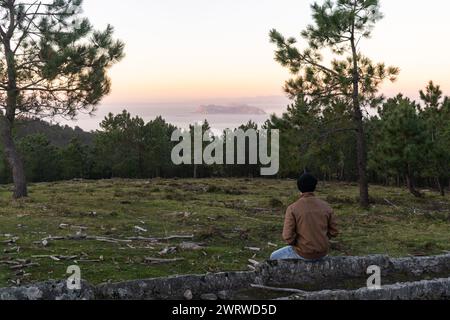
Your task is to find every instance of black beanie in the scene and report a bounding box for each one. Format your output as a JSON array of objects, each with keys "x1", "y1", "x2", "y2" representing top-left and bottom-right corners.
[{"x1": 297, "y1": 173, "x2": 318, "y2": 193}]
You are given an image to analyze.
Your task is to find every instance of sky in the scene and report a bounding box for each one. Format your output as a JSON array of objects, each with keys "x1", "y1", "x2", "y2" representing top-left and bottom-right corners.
[{"x1": 66, "y1": 0, "x2": 450, "y2": 130}]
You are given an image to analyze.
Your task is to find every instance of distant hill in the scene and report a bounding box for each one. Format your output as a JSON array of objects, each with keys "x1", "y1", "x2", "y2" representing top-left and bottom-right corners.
[
  {"x1": 196, "y1": 104, "x2": 266, "y2": 115},
  {"x1": 15, "y1": 118, "x2": 94, "y2": 147}
]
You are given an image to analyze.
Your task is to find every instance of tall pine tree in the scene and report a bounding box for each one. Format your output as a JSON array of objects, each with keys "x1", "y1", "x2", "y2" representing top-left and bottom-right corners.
[
  {"x1": 0, "y1": 0, "x2": 124, "y2": 198},
  {"x1": 270, "y1": 0, "x2": 399, "y2": 207}
]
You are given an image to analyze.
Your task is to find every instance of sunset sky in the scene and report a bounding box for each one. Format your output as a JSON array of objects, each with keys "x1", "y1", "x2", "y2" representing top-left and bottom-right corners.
[{"x1": 83, "y1": 0, "x2": 450, "y2": 106}]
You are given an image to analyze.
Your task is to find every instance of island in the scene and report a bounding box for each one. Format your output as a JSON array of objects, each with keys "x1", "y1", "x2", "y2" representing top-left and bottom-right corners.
[{"x1": 195, "y1": 104, "x2": 267, "y2": 115}]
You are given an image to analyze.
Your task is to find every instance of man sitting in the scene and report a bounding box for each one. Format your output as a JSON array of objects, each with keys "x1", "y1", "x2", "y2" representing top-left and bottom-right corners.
[{"x1": 270, "y1": 173, "x2": 338, "y2": 261}]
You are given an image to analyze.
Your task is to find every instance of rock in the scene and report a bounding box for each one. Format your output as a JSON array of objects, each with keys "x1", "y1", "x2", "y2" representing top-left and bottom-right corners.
[
  {"x1": 200, "y1": 293, "x2": 218, "y2": 301},
  {"x1": 217, "y1": 290, "x2": 231, "y2": 300},
  {"x1": 95, "y1": 271, "x2": 257, "y2": 300},
  {"x1": 183, "y1": 290, "x2": 193, "y2": 300},
  {"x1": 285, "y1": 277, "x2": 450, "y2": 301},
  {"x1": 2, "y1": 254, "x2": 449, "y2": 300},
  {"x1": 0, "y1": 280, "x2": 95, "y2": 300}
]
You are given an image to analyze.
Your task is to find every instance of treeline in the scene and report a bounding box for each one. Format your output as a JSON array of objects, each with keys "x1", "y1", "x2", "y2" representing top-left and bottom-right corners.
[
  {"x1": 0, "y1": 82, "x2": 449, "y2": 196},
  {"x1": 0, "y1": 112, "x2": 263, "y2": 183},
  {"x1": 14, "y1": 119, "x2": 94, "y2": 147}
]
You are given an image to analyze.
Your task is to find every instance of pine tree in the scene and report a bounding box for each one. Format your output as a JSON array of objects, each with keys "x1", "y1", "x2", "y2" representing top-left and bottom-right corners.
[
  {"x1": 0, "y1": 0, "x2": 124, "y2": 198},
  {"x1": 269, "y1": 0, "x2": 399, "y2": 207},
  {"x1": 17, "y1": 134, "x2": 60, "y2": 182},
  {"x1": 371, "y1": 95, "x2": 427, "y2": 197},
  {"x1": 96, "y1": 111, "x2": 145, "y2": 178},
  {"x1": 419, "y1": 81, "x2": 450, "y2": 196},
  {"x1": 144, "y1": 116, "x2": 177, "y2": 178},
  {"x1": 60, "y1": 137, "x2": 88, "y2": 179},
  {"x1": 189, "y1": 120, "x2": 211, "y2": 179}
]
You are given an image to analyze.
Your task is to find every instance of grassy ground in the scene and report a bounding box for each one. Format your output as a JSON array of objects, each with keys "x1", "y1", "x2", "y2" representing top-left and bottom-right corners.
[{"x1": 0, "y1": 178, "x2": 449, "y2": 288}]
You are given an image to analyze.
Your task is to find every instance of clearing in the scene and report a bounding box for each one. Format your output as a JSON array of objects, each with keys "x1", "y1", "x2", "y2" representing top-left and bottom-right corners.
[{"x1": 0, "y1": 178, "x2": 449, "y2": 288}]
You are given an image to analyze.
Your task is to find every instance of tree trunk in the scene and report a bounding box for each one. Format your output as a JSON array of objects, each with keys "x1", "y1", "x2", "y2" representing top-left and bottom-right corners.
[
  {"x1": 354, "y1": 110, "x2": 370, "y2": 207},
  {"x1": 406, "y1": 172, "x2": 422, "y2": 198},
  {"x1": 2, "y1": 30, "x2": 28, "y2": 199},
  {"x1": 436, "y1": 177, "x2": 445, "y2": 197},
  {"x1": 137, "y1": 146, "x2": 144, "y2": 179},
  {"x1": 351, "y1": 33, "x2": 370, "y2": 208},
  {"x1": 0, "y1": 117, "x2": 28, "y2": 199}
]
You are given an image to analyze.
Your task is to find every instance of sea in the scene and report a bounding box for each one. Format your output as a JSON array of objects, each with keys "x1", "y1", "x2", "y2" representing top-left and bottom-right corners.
[{"x1": 57, "y1": 96, "x2": 290, "y2": 134}]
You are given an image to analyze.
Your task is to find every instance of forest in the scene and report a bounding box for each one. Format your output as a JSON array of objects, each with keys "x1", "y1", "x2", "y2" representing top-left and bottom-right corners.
[{"x1": 1, "y1": 79, "x2": 449, "y2": 199}]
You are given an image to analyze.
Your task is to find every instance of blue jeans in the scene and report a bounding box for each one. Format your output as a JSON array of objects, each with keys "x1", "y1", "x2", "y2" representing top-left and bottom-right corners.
[{"x1": 270, "y1": 246, "x2": 325, "y2": 262}]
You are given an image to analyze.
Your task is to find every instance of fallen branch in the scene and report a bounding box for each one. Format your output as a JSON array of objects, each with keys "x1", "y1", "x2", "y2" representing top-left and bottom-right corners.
[
  {"x1": 127, "y1": 235, "x2": 194, "y2": 242},
  {"x1": 126, "y1": 236, "x2": 159, "y2": 242},
  {"x1": 71, "y1": 226, "x2": 89, "y2": 231},
  {"x1": 156, "y1": 235, "x2": 195, "y2": 241},
  {"x1": 41, "y1": 234, "x2": 194, "y2": 247},
  {"x1": 0, "y1": 261, "x2": 20, "y2": 266},
  {"x1": 87, "y1": 236, "x2": 132, "y2": 243},
  {"x1": 384, "y1": 198, "x2": 400, "y2": 210},
  {"x1": 10, "y1": 263, "x2": 40, "y2": 270},
  {"x1": 32, "y1": 255, "x2": 78, "y2": 261},
  {"x1": 178, "y1": 242, "x2": 205, "y2": 251},
  {"x1": 43, "y1": 235, "x2": 132, "y2": 244},
  {"x1": 3, "y1": 247, "x2": 20, "y2": 253},
  {"x1": 245, "y1": 247, "x2": 261, "y2": 252},
  {"x1": 59, "y1": 224, "x2": 88, "y2": 231},
  {"x1": 134, "y1": 226, "x2": 148, "y2": 233},
  {"x1": 42, "y1": 236, "x2": 65, "y2": 241},
  {"x1": 1, "y1": 239, "x2": 16, "y2": 244},
  {"x1": 248, "y1": 259, "x2": 261, "y2": 266},
  {"x1": 144, "y1": 257, "x2": 185, "y2": 265}
]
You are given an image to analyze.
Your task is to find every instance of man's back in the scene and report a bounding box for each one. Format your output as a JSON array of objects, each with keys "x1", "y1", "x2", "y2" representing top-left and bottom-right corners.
[{"x1": 283, "y1": 193, "x2": 338, "y2": 260}]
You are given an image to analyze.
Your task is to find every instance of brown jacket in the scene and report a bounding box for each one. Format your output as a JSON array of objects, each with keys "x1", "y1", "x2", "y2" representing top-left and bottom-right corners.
[{"x1": 283, "y1": 193, "x2": 338, "y2": 260}]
